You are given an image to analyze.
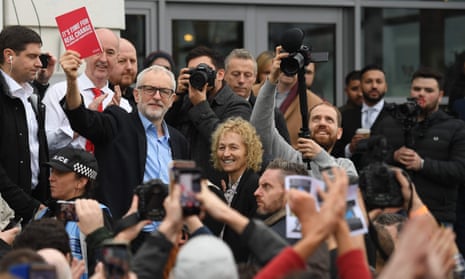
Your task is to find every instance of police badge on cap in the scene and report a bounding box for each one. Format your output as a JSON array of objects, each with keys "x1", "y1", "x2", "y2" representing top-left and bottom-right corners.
[{"x1": 45, "y1": 148, "x2": 98, "y2": 180}]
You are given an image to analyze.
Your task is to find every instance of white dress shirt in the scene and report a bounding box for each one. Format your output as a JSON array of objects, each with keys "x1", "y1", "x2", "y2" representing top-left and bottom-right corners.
[{"x1": 43, "y1": 73, "x2": 132, "y2": 152}]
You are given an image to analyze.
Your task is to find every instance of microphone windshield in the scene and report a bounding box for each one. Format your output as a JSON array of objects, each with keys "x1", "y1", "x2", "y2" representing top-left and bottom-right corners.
[{"x1": 280, "y1": 28, "x2": 304, "y2": 53}]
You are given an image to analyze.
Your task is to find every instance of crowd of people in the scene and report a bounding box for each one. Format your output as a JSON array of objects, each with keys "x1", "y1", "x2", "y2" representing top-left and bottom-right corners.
[{"x1": 0, "y1": 23, "x2": 464, "y2": 279}]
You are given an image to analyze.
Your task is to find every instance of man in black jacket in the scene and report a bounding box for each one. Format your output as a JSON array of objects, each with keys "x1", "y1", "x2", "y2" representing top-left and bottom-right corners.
[
  {"x1": 61, "y1": 50, "x2": 189, "y2": 220},
  {"x1": 166, "y1": 46, "x2": 251, "y2": 186},
  {"x1": 0, "y1": 25, "x2": 55, "y2": 221},
  {"x1": 392, "y1": 67, "x2": 465, "y2": 225}
]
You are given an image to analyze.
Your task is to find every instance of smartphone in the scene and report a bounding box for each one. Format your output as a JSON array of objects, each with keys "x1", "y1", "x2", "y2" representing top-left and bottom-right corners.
[
  {"x1": 2, "y1": 216, "x2": 22, "y2": 231},
  {"x1": 101, "y1": 242, "x2": 131, "y2": 279},
  {"x1": 39, "y1": 54, "x2": 50, "y2": 69},
  {"x1": 9, "y1": 263, "x2": 56, "y2": 279},
  {"x1": 169, "y1": 161, "x2": 202, "y2": 216},
  {"x1": 56, "y1": 201, "x2": 78, "y2": 222}
]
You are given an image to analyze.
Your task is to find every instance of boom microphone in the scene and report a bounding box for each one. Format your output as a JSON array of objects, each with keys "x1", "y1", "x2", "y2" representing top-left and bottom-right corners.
[{"x1": 280, "y1": 28, "x2": 304, "y2": 52}]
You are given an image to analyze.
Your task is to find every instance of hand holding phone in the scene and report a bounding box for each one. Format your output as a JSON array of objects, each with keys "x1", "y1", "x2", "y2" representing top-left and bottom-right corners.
[
  {"x1": 169, "y1": 161, "x2": 202, "y2": 216},
  {"x1": 100, "y1": 242, "x2": 131, "y2": 279}
]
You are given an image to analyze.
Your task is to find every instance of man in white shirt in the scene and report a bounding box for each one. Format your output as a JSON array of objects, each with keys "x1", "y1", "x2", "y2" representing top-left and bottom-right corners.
[{"x1": 44, "y1": 28, "x2": 132, "y2": 152}]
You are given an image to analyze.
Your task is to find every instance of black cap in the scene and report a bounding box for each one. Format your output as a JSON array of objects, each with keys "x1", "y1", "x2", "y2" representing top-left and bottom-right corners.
[{"x1": 45, "y1": 148, "x2": 98, "y2": 180}]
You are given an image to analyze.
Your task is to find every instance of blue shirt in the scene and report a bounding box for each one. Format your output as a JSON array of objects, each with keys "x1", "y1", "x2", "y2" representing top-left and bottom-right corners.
[
  {"x1": 139, "y1": 112, "x2": 172, "y2": 232},
  {"x1": 139, "y1": 112, "x2": 173, "y2": 184}
]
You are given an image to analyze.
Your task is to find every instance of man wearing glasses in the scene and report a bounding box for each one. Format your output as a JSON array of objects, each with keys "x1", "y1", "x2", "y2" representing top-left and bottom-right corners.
[{"x1": 60, "y1": 49, "x2": 189, "y2": 220}]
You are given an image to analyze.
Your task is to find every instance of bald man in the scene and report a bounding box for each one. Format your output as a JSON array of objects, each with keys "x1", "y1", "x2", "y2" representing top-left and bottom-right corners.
[
  {"x1": 109, "y1": 38, "x2": 138, "y2": 109},
  {"x1": 44, "y1": 28, "x2": 133, "y2": 152}
]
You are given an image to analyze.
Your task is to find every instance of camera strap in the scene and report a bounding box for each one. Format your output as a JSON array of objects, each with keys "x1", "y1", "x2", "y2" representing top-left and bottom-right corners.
[{"x1": 113, "y1": 213, "x2": 140, "y2": 236}]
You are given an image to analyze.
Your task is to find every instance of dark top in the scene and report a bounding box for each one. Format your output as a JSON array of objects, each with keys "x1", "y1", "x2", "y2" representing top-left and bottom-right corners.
[
  {"x1": 222, "y1": 168, "x2": 259, "y2": 263},
  {"x1": 0, "y1": 73, "x2": 50, "y2": 222}
]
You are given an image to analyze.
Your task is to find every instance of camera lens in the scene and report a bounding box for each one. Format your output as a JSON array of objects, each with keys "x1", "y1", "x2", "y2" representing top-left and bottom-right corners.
[
  {"x1": 280, "y1": 53, "x2": 305, "y2": 76},
  {"x1": 189, "y1": 71, "x2": 209, "y2": 90}
]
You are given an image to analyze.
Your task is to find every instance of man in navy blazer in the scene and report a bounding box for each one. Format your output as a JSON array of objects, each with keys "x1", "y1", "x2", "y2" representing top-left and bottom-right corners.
[
  {"x1": 332, "y1": 65, "x2": 403, "y2": 168},
  {"x1": 61, "y1": 50, "x2": 189, "y2": 220}
]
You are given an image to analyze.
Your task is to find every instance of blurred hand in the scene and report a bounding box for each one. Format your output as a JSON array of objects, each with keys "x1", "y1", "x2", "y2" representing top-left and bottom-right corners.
[
  {"x1": 196, "y1": 181, "x2": 230, "y2": 223},
  {"x1": 114, "y1": 195, "x2": 151, "y2": 243},
  {"x1": 60, "y1": 50, "x2": 82, "y2": 81},
  {"x1": 75, "y1": 199, "x2": 104, "y2": 235},
  {"x1": 0, "y1": 227, "x2": 20, "y2": 245},
  {"x1": 71, "y1": 258, "x2": 86, "y2": 279},
  {"x1": 297, "y1": 137, "x2": 322, "y2": 160},
  {"x1": 394, "y1": 146, "x2": 423, "y2": 171}
]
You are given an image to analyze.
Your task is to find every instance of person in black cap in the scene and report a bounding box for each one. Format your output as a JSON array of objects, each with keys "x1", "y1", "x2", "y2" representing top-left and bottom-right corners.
[
  {"x1": 36, "y1": 147, "x2": 112, "y2": 277},
  {"x1": 143, "y1": 50, "x2": 176, "y2": 72}
]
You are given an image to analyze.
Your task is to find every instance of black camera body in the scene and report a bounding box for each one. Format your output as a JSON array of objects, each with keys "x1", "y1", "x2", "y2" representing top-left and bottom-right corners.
[
  {"x1": 281, "y1": 46, "x2": 311, "y2": 76},
  {"x1": 386, "y1": 98, "x2": 421, "y2": 148},
  {"x1": 134, "y1": 179, "x2": 168, "y2": 221},
  {"x1": 187, "y1": 63, "x2": 217, "y2": 90},
  {"x1": 359, "y1": 162, "x2": 404, "y2": 210}
]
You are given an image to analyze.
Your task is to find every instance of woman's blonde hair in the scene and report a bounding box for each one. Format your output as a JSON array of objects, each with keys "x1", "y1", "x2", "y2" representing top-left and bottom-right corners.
[{"x1": 211, "y1": 117, "x2": 263, "y2": 172}]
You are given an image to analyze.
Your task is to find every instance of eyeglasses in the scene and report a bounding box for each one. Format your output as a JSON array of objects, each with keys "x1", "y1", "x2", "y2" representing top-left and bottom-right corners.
[{"x1": 137, "y1": 85, "x2": 174, "y2": 98}]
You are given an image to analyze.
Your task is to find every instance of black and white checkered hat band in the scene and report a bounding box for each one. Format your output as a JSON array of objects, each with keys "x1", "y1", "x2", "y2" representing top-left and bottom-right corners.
[{"x1": 73, "y1": 163, "x2": 97, "y2": 180}]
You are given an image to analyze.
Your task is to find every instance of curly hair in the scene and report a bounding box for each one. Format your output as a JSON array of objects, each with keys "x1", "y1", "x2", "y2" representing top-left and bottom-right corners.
[{"x1": 211, "y1": 117, "x2": 263, "y2": 173}]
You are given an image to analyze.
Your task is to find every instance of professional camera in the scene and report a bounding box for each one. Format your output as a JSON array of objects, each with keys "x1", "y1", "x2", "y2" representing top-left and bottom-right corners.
[
  {"x1": 280, "y1": 28, "x2": 328, "y2": 76},
  {"x1": 358, "y1": 136, "x2": 404, "y2": 210},
  {"x1": 386, "y1": 97, "x2": 421, "y2": 148},
  {"x1": 187, "y1": 63, "x2": 217, "y2": 90},
  {"x1": 134, "y1": 179, "x2": 168, "y2": 221}
]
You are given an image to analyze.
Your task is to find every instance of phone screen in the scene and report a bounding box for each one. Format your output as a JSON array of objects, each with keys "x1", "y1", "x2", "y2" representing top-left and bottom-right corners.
[
  {"x1": 178, "y1": 170, "x2": 201, "y2": 216},
  {"x1": 56, "y1": 201, "x2": 78, "y2": 222},
  {"x1": 101, "y1": 243, "x2": 131, "y2": 279}
]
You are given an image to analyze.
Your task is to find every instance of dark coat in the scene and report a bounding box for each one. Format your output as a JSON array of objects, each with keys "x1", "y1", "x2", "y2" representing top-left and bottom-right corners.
[
  {"x1": 222, "y1": 169, "x2": 259, "y2": 263},
  {"x1": 408, "y1": 110, "x2": 465, "y2": 222},
  {"x1": 65, "y1": 103, "x2": 189, "y2": 220},
  {"x1": 332, "y1": 103, "x2": 404, "y2": 168},
  {"x1": 0, "y1": 73, "x2": 50, "y2": 222}
]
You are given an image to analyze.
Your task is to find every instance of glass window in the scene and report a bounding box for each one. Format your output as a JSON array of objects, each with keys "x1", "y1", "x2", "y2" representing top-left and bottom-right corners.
[
  {"x1": 268, "y1": 23, "x2": 335, "y2": 103},
  {"x1": 363, "y1": 8, "x2": 465, "y2": 98},
  {"x1": 121, "y1": 14, "x2": 146, "y2": 73},
  {"x1": 172, "y1": 20, "x2": 243, "y2": 70}
]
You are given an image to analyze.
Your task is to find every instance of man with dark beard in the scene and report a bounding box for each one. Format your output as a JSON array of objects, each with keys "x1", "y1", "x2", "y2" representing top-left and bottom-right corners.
[
  {"x1": 250, "y1": 46, "x2": 357, "y2": 180},
  {"x1": 392, "y1": 67, "x2": 465, "y2": 225},
  {"x1": 332, "y1": 65, "x2": 401, "y2": 168}
]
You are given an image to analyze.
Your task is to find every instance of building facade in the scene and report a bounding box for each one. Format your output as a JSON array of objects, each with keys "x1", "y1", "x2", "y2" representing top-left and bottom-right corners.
[{"x1": 2, "y1": 0, "x2": 465, "y2": 105}]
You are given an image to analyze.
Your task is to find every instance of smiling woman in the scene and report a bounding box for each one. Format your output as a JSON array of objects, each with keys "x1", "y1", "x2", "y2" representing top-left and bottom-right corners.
[{"x1": 210, "y1": 117, "x2": 263, "y2": 262}]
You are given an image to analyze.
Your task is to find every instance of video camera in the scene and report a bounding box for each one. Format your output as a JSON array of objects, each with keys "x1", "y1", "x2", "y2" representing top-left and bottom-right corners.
[
  {"x1": 386, "y1": 97, "x2": 421, "y2": 148},
  {"x1": 280, "y1": 28, "x2": 328, "y2": 76},
  {"x1": 187, "y1": 63, "x2": 217, "y2": 90}
]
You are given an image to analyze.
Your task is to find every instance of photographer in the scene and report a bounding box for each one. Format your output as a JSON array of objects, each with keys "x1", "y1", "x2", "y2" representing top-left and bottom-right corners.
[
  {"x1": 250, "y1": 46, "x2": 358, "y2": 180},
  {"x1": 391, "y1": 67, "x2": 465, "y2": 226},
  {"x1": 165, "y1": 46, "x2": 251, "y2": 186}
]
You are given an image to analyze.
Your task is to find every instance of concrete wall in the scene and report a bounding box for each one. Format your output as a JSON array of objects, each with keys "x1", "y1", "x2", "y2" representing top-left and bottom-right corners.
[{"x1": 2, "y1": 1, "x2": 125, "y2": 83}]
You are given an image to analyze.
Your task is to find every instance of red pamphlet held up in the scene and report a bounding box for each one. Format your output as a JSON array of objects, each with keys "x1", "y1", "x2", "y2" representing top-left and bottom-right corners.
[{"x1": 55, "y1": 7, "x2": 102, "y2": 58}]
